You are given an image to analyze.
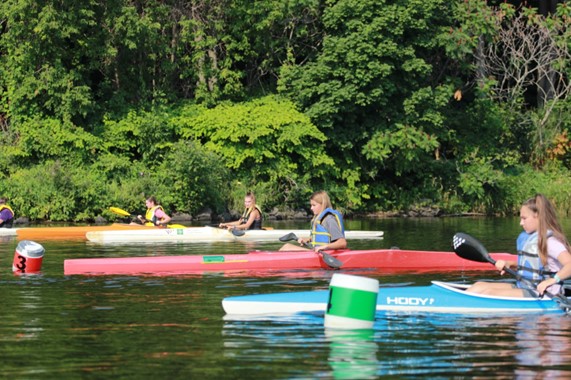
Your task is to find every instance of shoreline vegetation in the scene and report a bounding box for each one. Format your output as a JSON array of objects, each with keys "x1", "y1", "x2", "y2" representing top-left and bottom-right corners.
[
  {"x1": 2, "y1": 2, "x2": 571, "y2": 223},
  {"x1": 9, "y1": 208, "x2": 495, "y2": 226}
]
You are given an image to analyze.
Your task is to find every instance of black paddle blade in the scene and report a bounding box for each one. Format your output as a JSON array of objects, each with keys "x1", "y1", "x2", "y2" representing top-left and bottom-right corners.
[
  {"x1": 231, "y1": 228, "x2": 246, "y2": 237},
  {"x1": 321, "y1": 252, "x2": 343, "y2": 269},
  {"x1": 279, "y1": 232, "x2": 298, "y2": 242},
  {"x1": 452, "y1": 232, "x2": 494, "y2": 264}
]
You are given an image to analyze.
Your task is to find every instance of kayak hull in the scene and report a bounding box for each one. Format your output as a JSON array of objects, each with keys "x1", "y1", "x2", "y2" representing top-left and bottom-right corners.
[
  {"x1": 85, "y1": 226, "x2": 384, "y2": 244},
  {"x1": 0, "y1": 223, "x2": 155, "y2": 240},
  {"x1": 63, "y1": 249, "x2": 515, "y2": 276},
  {"x1": 222, "y1": 281, "x2": 567, "y2": 316}
]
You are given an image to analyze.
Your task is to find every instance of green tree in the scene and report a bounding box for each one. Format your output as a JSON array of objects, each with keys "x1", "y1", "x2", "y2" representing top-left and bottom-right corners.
[
  {"x1": 0, "y1": 0, "x2": 103, "y2": 124},
  {"x1": 279, "y1": 0, "x2": 457, "y2": 209},
  {"x1": 173, "y1": 95, "x2": 334, "y2": 209}
]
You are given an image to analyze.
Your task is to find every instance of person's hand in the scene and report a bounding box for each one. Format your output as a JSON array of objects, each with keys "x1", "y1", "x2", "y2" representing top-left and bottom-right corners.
[
  {"x1": 495, "y1": 260, "x2": 506, "y2": 274},
  {"x1": 537, "y1": 278, "x2": 557, "y2": 296}
]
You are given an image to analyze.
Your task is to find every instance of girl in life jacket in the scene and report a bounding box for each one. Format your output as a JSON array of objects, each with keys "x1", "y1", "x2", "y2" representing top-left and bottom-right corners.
[
  {"x1": 467, "y1": 194, "x2": 571, "y2": 297},
  {"x1": 137, "y1": 196, "x2": 172, "y2": 227},
  {"x1": 219, "y1": 192, "x2": 263, "y2": 231},
  {"x1": 279, "y1": 190, "x2": 347, "y2": 252},
  {"x1": 0, "y1": 197, "x2": 14, "y2": 228}
]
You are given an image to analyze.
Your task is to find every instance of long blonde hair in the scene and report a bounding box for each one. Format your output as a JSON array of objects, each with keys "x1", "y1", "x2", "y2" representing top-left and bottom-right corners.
[
  {"x1": 310, "y1": 190, "x2": 333, "y2": 210},
  {"x1": 523, "y1": 194, "x2": 570, "y2": 265}
]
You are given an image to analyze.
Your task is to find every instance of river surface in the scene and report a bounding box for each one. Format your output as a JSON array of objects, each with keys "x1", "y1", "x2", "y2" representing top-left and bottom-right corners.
[{"x1": 1, "y1": 217, "x2": 571, "y2": 378}]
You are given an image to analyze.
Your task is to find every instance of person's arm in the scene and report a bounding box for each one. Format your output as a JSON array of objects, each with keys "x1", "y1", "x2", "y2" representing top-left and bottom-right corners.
[
  {"x1": 154, "y1": 209, "x2": 171, "y2": 226},
  {"x1": 537, "y1": 250, "x2": 571, "y2": 295},
  {"x1": 317, "y1": 238, "x2": 347, "y2": 251},
  {"x1": 313, "y1": 215, "x2": 347, "y2": 251},
  {"x1": 220, "y1": 220, "x2": 241, "y2": 228},
  {"x1": 160, "y1": 213, "x2": 172, "y2": 225}
]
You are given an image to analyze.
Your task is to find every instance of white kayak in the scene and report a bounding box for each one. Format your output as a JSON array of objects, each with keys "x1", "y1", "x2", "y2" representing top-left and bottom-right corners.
[
  {"x1": 0, "y1": 228, "x2": 17, "y2": 236},
  {"x1": 86, "y1": 226, "x2": 384, "y2": 244}
]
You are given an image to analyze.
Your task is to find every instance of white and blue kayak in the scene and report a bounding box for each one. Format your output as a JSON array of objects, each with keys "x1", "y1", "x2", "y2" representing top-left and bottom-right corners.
[{"x1": 222, "y1": 281, "x2": 569, "y2": 316}]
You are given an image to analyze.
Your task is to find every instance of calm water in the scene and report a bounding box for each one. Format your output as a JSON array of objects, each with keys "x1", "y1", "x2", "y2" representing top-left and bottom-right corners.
[{"x1": 1, "y1": 217, "x2": 571, "y2": 379}]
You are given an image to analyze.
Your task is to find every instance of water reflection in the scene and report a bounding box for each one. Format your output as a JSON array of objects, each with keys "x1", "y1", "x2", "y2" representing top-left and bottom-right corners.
[
  {"x1": 222, "y1": 309, "x2": 571, "y2": 378},
  {"x1": 514, "y1": 314, "x2": 571, "y2": 379},
  {"x1": 325, "y1": 328, "x2": 378, "y2": 379},
  {"x1": 9, "y1": 285, "x2": 45, "y2": 341}
]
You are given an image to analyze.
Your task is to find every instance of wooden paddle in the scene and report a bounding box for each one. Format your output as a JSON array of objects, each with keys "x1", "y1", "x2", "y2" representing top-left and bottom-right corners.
[
  {"x1": 109, "y1": 207, "x2": 186, "y2": 229},
  {"x1": 279, "y1": 232, "x2": 343, "y2": 269},
  {"x1": 452, "y1": 232, "x2": 571, "y2": 312}
]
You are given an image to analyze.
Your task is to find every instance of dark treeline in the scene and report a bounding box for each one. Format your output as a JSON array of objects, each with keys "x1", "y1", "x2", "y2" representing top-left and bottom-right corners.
[{"x1": 1, "y1": 0, "x2": 571, "y2": 222}]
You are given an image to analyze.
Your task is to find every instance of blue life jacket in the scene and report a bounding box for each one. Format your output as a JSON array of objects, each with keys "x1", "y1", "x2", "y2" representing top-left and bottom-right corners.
[
  {"x1": 310, "y1": 208, "x2": 345, "y2": 247},
  {"x1": 516, "y1": 231, "x2": 553, "y2": 287},
  {"x1": 516, "y1": 231, "x2": 530, "y2": 252}
]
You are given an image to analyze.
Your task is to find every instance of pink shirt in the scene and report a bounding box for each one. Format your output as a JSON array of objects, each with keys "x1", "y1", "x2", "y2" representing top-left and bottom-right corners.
[
  {"x1": 154, "y1": 209, "x2": 167, "y2": 219},
  {"x1": 546, "y1": 237, "x2": 566, "y2": 294}
]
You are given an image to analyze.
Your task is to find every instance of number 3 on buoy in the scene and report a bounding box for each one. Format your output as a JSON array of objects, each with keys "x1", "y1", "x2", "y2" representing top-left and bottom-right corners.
[
  {"x1": 12, "y1": 240, "x2": 45, "y2": 275},
  {"x1": 14, "y1": 255, "x2": 27, "y2": 272}
]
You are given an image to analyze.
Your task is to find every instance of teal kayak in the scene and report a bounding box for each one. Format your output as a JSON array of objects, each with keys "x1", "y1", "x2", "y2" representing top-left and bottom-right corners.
[{"x1": 222, "y1": 281, "x2": 569, "y2": 316}]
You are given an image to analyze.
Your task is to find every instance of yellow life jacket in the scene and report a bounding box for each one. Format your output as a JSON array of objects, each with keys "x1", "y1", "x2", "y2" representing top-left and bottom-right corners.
[
  {"x1": 144, "y1": 205, "x2": 165, "y2": 226},
  {"x1": 240, "y1": 206, "x2": 263, "y2": 229}
]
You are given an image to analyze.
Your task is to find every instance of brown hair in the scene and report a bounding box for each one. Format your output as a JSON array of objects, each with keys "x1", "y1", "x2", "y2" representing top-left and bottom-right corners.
[{"x1": 522, "y1": 194, "x2": 571, "y2": 265}]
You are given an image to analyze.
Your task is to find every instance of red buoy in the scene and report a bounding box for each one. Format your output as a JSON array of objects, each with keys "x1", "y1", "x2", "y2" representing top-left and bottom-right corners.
[{"x1": 13, "y1": 240, "x2": 45, "y2": 274}]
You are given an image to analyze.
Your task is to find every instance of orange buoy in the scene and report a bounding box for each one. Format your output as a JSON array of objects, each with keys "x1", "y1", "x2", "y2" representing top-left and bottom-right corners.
[{"x1": 12, "y1": 240, "x2": 45, "y2": 274}]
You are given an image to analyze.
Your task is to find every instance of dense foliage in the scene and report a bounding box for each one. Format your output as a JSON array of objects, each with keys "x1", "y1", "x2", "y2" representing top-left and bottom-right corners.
[{"x1": 1, "y1": 0, "x2": 571, "y2": 222}]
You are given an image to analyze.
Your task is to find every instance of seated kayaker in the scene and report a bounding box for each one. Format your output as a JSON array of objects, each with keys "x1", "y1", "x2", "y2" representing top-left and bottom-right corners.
[
  {"x1": 279, "y1": 190, "x2": 347, "y2": 252},
  {"x1": 219, "y1": 192, "x2": 263, "y2": 231},
  {"x1": 0, "y1": 197, "x2": 14, "y2": 228},
  {"x1": 136, "y1": 196, "x2": 172, "y2": 227},
  {"x1": 467, "y1": 194, "x2": 571, "y2": 297}
]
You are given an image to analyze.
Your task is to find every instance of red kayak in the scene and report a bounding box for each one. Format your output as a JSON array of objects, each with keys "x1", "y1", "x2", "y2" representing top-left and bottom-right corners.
[{"x1": 63, "y1": 249, "x2": 515, "y2": 276}]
